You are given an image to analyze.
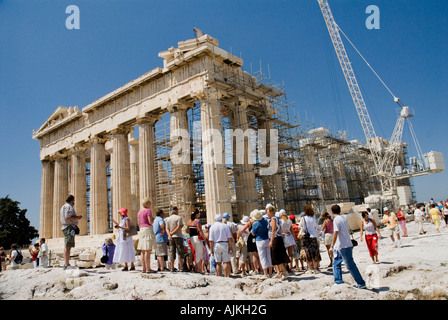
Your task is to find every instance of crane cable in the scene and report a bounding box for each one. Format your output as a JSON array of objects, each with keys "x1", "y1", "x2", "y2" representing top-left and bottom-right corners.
[
  {"x1": 336, "y1": 23, "x2": 428, "y2": 170},
  {"x1": 335, "y1": 23, "x2": 402, "y2": 106}
]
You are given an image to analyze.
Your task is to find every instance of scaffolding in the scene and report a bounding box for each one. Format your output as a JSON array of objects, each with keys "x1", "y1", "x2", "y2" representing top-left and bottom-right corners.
[{"x1": 127, "y1": 35, "x2": 415, "y2": 223}]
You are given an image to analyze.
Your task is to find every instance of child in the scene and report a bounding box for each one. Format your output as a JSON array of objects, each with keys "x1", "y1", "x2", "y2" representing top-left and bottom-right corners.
[{"x1": 102, "y1": 238, "x2": 116, "y2": 270}]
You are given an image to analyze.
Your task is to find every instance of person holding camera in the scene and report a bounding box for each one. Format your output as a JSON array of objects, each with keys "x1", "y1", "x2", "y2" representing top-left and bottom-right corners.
[{"x1": 111, "y1": 208, "x2": 136, "y2": 271}]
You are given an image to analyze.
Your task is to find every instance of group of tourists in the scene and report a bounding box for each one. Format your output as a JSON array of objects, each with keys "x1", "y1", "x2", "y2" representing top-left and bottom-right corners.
[
  {"x1": 4, "y1": 194, "x2": 447, "y2": 290},
  {"x1": 96, "y1": 200, "x2": 367, "y2": 287},
  {"x1": 0, "y1": 238, "x2": 49, "y2": 271},
  {"x1": 410, "y1": 199, "x2": 448, "y2": 234}
]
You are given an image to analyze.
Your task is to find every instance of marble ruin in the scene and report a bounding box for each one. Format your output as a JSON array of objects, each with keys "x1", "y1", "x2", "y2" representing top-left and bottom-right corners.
[{"x1": 33, "y1": 30, "x2": 413, "y2": 246}]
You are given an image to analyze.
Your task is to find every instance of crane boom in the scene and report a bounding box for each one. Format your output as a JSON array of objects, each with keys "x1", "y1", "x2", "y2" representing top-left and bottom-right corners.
[{"x1": 317, "y1": 0, "x2": 398, "y2": 195}]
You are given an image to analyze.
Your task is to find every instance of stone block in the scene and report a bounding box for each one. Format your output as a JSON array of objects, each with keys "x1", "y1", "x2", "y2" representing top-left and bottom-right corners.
[
  {"x1": 78, "y1": 252, "x2": 95, "y2": 261},
  {"x1": 76, "y1": 260, "x2": 93, "y2": 268}
]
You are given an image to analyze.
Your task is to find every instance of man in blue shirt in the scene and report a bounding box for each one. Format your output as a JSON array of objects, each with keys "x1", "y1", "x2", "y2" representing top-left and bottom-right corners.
[
  {"x1": 250, "y1": 209, "x2": 272, "y2": 278},
  {"x1": 153, "y1": 209, "x2": 169, "y2": 271}
]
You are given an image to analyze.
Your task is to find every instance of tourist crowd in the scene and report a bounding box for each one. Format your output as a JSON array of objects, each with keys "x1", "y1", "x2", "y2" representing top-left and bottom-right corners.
[{"x1": 3, "y1": 195, "x2": 448, "y2": 288}]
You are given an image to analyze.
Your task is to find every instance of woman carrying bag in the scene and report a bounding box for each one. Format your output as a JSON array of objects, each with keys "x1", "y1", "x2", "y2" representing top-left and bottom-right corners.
[
  {"x1": 111, "y1": 208, "x2": 136, "y2": 271},
  {"x1": 298, "y1": 205, "x2": 321, "y2": 274},
  {"x1": 188, "y1": 210, "x2": 206, "y2": 274}
]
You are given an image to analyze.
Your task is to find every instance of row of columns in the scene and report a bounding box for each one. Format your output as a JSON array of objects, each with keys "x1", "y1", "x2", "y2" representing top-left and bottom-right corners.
[{"x1": 39, "y1": 116, "x2": 159, "y2": 240}]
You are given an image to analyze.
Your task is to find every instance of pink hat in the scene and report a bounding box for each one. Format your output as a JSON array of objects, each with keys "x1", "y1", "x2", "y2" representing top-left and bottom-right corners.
[{"x1": 118, "y1": 208, "x2": 128, "y2": 217}]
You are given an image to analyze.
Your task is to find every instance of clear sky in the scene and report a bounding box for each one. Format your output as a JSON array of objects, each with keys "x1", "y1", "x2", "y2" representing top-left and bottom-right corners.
[{"x1": 1, "y1": 0, "x2": 447, "y2": 232}]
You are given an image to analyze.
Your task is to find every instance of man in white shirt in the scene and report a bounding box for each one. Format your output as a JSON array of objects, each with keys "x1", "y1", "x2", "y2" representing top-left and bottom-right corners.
[
  {"x1": 60, "y1": 195, "x2": 83, "y2": 269},
  {"x1": 329, "y1": 204, "x2": 366, "y2": 289},
  {"x1": 223, "y1": 212, "x2": 239, "y2": 274},
  {"x1": 38, "y1": 238, "x2": 49, "y2": 268},
  {"x1": 209, "y1": 214, "x2": 233, "y2": 277},
  {"x1": 414, "y1": 205, "x2": 426, "y2": 235}
]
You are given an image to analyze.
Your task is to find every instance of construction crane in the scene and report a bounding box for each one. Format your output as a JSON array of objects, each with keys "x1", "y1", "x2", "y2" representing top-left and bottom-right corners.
[{"x1": 316, "y1": 0, "x2": 444, "y2": 199}]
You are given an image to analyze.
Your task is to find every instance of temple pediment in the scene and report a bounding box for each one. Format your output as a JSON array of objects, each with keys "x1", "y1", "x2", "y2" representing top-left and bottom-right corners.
[
  {"x1": 33, "y1": 106, "x2": 82, "y2": 140},
  {"x1": 158, "y1": 30, "x2": 243, "y2": 70}
]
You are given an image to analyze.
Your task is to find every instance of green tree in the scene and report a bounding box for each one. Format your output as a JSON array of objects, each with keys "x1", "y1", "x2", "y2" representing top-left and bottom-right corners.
[{"x1": 0, "y1": 196, "x2": 38, "y2": 248}]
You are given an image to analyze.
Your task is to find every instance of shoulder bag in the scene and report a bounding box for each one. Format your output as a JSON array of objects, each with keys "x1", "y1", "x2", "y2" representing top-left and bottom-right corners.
[
  {"x1": 100, "y1": 246, "x2": 109, "y2": 264},
  {"x1": 125, "y1": 218, "x2": 139, "y2": 237},
  {"x1": 298, "y1": 217, "x2": 310, "y2": 240}
]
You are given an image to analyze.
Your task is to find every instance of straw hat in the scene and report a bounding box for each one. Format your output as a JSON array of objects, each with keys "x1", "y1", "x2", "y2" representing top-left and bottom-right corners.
[{"x1": 250, "y1": 209, "x2": 263, "y2": 221}]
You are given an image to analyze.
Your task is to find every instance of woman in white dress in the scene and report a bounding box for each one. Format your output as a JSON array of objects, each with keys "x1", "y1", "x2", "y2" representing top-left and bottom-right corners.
[{"x1": 111, "y1": 208, "x2": 136, "y2": 271}]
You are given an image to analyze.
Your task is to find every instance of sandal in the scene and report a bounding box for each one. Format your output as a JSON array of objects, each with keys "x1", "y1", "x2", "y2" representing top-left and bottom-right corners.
[{"x1": 122, "y1": 267, "x2": 129, "y2": 271}]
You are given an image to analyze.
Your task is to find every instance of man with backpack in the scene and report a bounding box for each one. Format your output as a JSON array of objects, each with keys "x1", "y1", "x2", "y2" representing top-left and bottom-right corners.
[{"x1": 8, "y1": 243, "x2": 23, "y2": 270}]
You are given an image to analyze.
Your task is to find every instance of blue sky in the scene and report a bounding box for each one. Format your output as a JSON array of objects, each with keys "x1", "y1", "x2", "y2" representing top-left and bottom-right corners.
[{"x1": 1, "y1": 0, "x2": 447, "y2": 231}]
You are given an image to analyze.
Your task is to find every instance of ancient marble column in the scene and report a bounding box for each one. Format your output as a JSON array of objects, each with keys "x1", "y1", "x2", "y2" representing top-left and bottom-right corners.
[
  {"x1": 90, "y1": 137, "x2": 109, "y2": 235},
  {"x1": 52, "y1": 155, "x2": 68, "y2": 238},
  {"x1": 39, "y1": 159, "x2": 54, "y2": 239},
  {"x1": 200, "y1": 94, "x2": 232, "y2": 224},
  {"x1": 138, "y1": 116, "x2": 159, "y2": 210},
  {"x1": 129, "y1": 134, "x2": 140, "y2": 223},
  {"x1": 70, "y1": 146, "x2": 88, "y2": 235},
  {"x1": 169, "y1": 104, "x2": 196, "y2": 224},
  {"x1": 229, "y1": 102, "x2": 259, "y2": 219},
  {"x1": 258, "y1": 114, "x2": 285, "y2": 210},
  {"x1": 111, "y1": 128, "x2": 132, "y2": 225}
]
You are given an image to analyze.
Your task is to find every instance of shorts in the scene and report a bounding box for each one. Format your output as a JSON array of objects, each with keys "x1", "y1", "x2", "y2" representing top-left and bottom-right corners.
[
  {"x1": 213, "y1": 242, "x2": 230, "y2": 263},
  {"x1": 155, "y1": 242, "x2": 168, "y2": 257},
  {"x1": 387, "y1": 225, "x2": 400, "y2": 236},
  {"x1": 63, "y1": 227, "x2": 75, "y2": 248},
  {"x1": 169, "y1": 237, "x2": 185, "y2": 261}
]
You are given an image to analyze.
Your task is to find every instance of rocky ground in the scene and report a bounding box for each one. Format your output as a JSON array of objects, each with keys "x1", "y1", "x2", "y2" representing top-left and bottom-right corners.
[{"x1": 0, "y1": 220, "x2": 447, "y2": 300}]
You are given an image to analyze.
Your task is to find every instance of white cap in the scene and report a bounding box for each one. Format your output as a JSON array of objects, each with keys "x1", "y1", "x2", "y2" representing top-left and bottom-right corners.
[
  {"x1": 242, "y1": 216, "x2": 250, "y2": 223},
  {"x1": 383, "y1": 207, "x2": 389, "y2": 212},
  {"x1": 260, "y1": 209, "x2": 266, "y2": 214},
  {"x1": 215, "y1": 214, "x2": 222, "y2": 222},
  {"x1": 275, "y1": 212, "x2": 280, "y2": 218},
  {"x1": 279, "y1": 209, "x2": 286, "y2": 214},
  {"x1": 265, "y1": 203, "x2": 273, "y2": 209}
]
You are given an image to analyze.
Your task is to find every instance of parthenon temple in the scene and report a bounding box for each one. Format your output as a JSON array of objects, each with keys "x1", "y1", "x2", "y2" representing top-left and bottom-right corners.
[{"x1": 33, "y1": 30, "x2": 414, "y2": 240}]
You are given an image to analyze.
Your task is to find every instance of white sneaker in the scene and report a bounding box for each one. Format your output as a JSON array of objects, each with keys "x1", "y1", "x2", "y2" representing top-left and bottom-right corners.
[{"x1": 354, "y1": 284, "x2": 367, "y2": 289}]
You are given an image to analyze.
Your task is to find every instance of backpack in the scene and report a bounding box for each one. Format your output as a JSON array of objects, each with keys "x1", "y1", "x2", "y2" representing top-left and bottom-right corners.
[{"x1": 14, "y1": 250, "x2": 23, "y2": 264}]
